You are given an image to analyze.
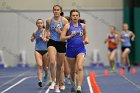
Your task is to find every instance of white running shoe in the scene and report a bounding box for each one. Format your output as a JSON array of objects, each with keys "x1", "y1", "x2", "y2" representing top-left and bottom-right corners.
[
  {"x1": 49, "y1": 81, "x2": 55, "y2": 90},
  {"x1": 77, "y1": 86, "x2": 82, "y2": 93},
  {"x1": 55, "y1": 85, "x2": 60, "y2": 93}
]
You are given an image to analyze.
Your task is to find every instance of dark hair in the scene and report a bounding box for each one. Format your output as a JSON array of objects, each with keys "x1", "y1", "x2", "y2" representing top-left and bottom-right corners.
[
  {"x1": 36, "y1": 19, "x2": 43, "y2": 25},
  {"x1": 79, "y1": 19, "x2": 85, "y2": 24},
  {"x1": 53, "y1": 5, "x2": 63, "y2": 16},
  {"x1": 36, "y1": 19, "x2": 45, "y2": 28},
  {"x1": 70, "y1": 9, "x2": 80, "y2": 17},
  {"x1": 53, "y1": 5, "x2": 62, "y2": 12},
  {"x1": 65, "y1": 16, "x2": 71, "y2": 22},
  {"x1": 43, "y1": 26, "x2": 45, "y2": 29},
  {"x1": 60, "y1": 12, "x2": 64, "y2": 16}
]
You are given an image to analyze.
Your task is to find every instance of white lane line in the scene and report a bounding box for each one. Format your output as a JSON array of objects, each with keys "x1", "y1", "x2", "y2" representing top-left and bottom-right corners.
[
  {"x1": 122, "y1": 75, "x2": 140, "y2": 90},
  {"x1": 0, "y1": 71, "x2": 29, "y2": 89},
  {"x1": 45, "y1": 86, "x2": 50, "y2": 93},
  {"x1": 1, "y1": 77, "x2": 28, "y2": 93},
  {"x1": 87, "y1": 76, "x2": 94, "y2": 93},
  {"x1": 0, "y1": 75, "x2": 18, "y2": 78},
  {"x1": 0, "y1": 74, "x2": 35, "y2": 78},
  {"x1": 115, "y1": 69, "x2": 140, "y2": 90},
  {"x1": 1, "y1": 76, "x2": 37, "y2": 93},
  {"x1": 38, "y1": 81, "x2": 49, "y2": 93}
]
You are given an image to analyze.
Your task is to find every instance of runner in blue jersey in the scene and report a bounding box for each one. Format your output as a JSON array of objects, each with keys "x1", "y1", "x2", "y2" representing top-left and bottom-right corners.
[
  {"x1": 45, "y1": 5, "x2": 68, "y2": 92},
  {"x1": 31, "y1": 19, "x2": 49, "y2": 87},
  {"x1": 60, "y1": 9, "x2": 89, "y2": 93},
  {"x1": 121, "y1": 23, "x2": 135, "y2": 71}
]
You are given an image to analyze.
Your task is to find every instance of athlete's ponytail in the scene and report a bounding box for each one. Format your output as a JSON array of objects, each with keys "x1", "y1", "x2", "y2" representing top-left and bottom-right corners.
[
  {"x1": 60, "y1": 12, "x2": 64, "y2": 16},
  {"x1": 79, "y1": 19, "x2": 85, "y2": 24},
  {"x1": 65, "y1": 16, "x2": 71, "y2": 22}
]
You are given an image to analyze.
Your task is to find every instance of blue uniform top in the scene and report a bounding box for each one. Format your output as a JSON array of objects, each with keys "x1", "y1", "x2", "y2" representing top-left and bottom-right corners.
[
  {"x1": 35, "y1": 29, "x2": 47, "y2": 51},
  {"x1": 49, "y1": 17, "x2": 64, "y2": 41},
  {"x1": 66, "y1": 22, "x2": 84, "y2": 48},
  {"x1": 121, "y1": 31, "x2": 131, "y2": 47}
]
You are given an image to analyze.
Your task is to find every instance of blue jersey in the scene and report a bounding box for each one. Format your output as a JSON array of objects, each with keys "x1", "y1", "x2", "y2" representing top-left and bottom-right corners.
[
  {"x1": 66, "y1": 22, "x2": 84, "y2": 48},
  {"x1": 66, "y1": 22, "x2": 86, "y2": 58},
  {"x1": 35, "y1": 29, "x2": 47, "y2": 51},
  {"x1": 49, "y1": 17, "x2": 64, "y2": 41},
  {"x1": 121, "y1": 31, "x2": 131, "y2": 47}
]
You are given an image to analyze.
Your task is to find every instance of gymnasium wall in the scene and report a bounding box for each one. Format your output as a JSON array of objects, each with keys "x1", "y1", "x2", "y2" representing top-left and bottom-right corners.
[
  {"x1": 123, "y1": 0, "x2": 140, "y2": 65},
  {"x1": 0, "y1": 0, "x2": 122, "y2": 10},
  {"x1": 0, "y1": 0, "x2": 123, "y2": 67}
]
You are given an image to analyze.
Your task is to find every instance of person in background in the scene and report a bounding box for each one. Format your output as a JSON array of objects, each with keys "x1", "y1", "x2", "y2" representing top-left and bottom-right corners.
[
  {"x1": 31, "y1": 19, "x2": 49, "y2": 87},
  {"x1": 104, "y1": 26, "x2": 119, "y2": 73},
  {"x1": 120, "y1": 23, "x2": 135, "y2": 72}
]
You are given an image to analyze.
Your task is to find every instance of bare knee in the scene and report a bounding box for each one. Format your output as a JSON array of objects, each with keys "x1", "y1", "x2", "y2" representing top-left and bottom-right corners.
[
  {"x1": 122, "y1": 53, "x2": 126, "y2": 59},
  {"x1": 38, "y1": 65, "x2": 43, "y2": 70},
  {"x1": 49, "y1": 58, "x2": 55, "y2": 66},
  {"x1": 109, "y1": 57, "x2": 114, "y2": 62},
  {"x1": 77, "y1": 65, "x2": 83, "y2": 71}
]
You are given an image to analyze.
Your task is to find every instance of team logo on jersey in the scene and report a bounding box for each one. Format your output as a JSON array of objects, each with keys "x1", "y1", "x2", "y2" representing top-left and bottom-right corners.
[
  {"x1": 57, "y1": 23, "x2": 61, "y2": 28},
  {"x1": 51, "y1": 23, "x2": 62, "y2": 30},
  {"x1": 71, "y1": 30, "x2": 83, "y2": 36}
]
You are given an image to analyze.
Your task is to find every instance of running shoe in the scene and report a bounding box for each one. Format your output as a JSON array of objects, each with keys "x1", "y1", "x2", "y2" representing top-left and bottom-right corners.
[
  {"x1": 55, "y1": 85, "x2": 60, "y2": 93},
  {"x1": 43, "y1": 74, "x2": 48, "y2": 82},
  {"x1": 38, "y1": 81, "x2": 43, "y2": 87},
  {"x1": 111, "y1": 63, "x2": 116, "y2": 73},
  {"x1": 128, "y1": 66, "x2": 131, "y2": 72},
  {"x1": 59, "y1": 82, "x2": 65, "y2": 90},
  {"x1": 112, "y1": 63, "x2": 116, "y2": 71},
  {"x1": 49, "y1": 81, "x2": 55, "y2": 90},
  {"x1": 77, "y1": 86, "x2": 82, "y2": 93}
]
